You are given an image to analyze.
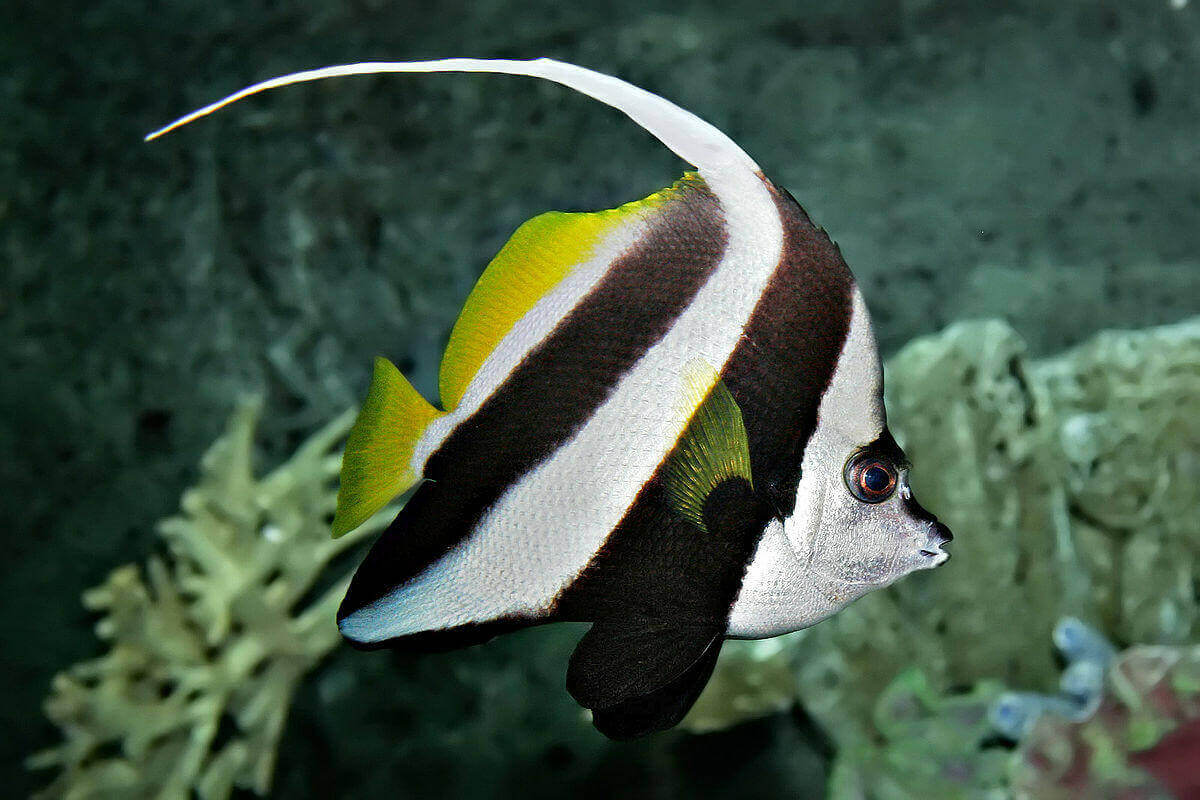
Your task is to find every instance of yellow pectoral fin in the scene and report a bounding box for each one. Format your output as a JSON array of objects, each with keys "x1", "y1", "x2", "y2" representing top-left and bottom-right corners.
[
  {"x1": 663, "y1": 363, "x2": 753, "y2": 533},
  {"x1": 332, "y1": 357, "x2": 444, "y2": 538}
]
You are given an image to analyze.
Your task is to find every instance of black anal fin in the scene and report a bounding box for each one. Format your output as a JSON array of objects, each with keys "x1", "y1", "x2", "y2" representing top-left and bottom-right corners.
[
  {"x1": 590, "y1": 633, "x2": 723, "y2": 740},
  {"x1": 567, "y1": 620, "x2": 723, "y2": 739}
]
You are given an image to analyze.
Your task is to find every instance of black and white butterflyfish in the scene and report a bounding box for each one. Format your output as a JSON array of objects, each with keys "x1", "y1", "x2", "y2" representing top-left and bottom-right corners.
[{"x1": 150, "y1": 58, "x2": 953, "y2": 740}]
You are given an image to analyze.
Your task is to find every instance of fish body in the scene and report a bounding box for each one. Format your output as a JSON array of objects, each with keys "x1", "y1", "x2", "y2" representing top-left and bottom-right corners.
[{"x1": 151, "y1": 58, "x2": 953, "y2": 739}]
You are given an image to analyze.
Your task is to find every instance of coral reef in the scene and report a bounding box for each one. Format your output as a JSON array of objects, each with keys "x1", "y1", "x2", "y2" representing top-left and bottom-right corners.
[{"x1": 27, "y1": 401, "x2": 387, "y2": 799}]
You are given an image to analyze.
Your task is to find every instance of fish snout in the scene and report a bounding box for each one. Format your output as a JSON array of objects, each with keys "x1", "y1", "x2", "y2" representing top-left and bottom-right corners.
[{"x1": 918, "y1": 522, "x2": 953, "y2": 566}]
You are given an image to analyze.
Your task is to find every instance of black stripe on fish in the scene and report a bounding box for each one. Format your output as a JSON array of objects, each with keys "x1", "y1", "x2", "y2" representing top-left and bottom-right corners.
[
  {"x1": 553, "y1": 476, "x2": 769, "y2": 623},
  {"x1": 860, "y1": 427, "x2": 908, "y2": 467},
  {"x1": 338, "y1": 177, "x2": 727, "y2": 633},
  {"x1": 722, "y1": 179, "x2": 856, "y2": 518}
]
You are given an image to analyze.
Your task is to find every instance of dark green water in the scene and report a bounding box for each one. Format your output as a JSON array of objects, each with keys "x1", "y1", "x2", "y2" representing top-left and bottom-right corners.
[{"x1": 3, "y1": 0, "x2": 1197, "y2": 797}]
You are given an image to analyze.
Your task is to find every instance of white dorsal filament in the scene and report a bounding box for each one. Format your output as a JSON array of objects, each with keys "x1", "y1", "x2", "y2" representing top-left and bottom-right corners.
[{"x1": 145, "y1": 58, "x2": 759, "y2": 178}]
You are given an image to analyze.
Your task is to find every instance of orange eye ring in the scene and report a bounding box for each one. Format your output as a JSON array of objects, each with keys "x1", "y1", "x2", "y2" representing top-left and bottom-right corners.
[{"x1": 844, "y1": 455, "x2": 898, "y2": 503}]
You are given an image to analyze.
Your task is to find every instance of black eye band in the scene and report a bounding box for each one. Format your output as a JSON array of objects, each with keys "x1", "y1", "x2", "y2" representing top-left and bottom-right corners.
[{"x1": 844, "y1": 453, "x2": 898, "y2": 503}]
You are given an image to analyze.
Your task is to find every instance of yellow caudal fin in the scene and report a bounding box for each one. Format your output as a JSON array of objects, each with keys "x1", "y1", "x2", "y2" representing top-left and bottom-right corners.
[
  {"x1": 332, "y1": 357, "x2": 444, "y2": 538},
  {"x1": 437, "y1": 179, "x2": 693, "y2": 411}
]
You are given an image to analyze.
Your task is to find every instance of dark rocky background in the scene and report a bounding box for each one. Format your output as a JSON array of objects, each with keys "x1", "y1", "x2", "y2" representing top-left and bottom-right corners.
[{"x1": 3, "y1": 0, "x2": 1197, "y2": 796}]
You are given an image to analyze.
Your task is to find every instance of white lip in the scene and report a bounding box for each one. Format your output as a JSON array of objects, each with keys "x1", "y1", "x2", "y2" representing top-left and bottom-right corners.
[
  {"x1": 921, "y1": 547, "x2": 950, "y2": 567},
  {"x1": 918, "y1": 529, "x2": 951, "y2": 567}
]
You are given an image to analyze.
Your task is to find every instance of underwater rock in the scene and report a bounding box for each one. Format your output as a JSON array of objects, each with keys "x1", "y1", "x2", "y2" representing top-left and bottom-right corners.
[
  {"x1": 689, "y1": 315, "x2": 1200, "y2": 747},
  {"x1": 27, "y1": 401, "x2": 390, "y2": 800}
]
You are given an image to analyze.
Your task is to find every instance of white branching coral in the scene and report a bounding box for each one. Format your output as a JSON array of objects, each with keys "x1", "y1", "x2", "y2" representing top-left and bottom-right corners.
[{"x1": 29, "y1": 400, "x2": 387, "y2": 800}]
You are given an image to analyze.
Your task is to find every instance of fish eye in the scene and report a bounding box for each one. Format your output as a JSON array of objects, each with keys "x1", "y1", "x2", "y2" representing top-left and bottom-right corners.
[{"x1": 844, "y1": 453, "x2": 898, "y2": 503}]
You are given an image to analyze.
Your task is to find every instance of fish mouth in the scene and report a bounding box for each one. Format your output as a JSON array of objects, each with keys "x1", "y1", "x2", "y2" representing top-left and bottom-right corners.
[
  {"x1": 920, "y1": 546, "x2": 950, "y2": 566},
  {"x1": 919, "y1": 522, "x2": 953, "y2": 566}
]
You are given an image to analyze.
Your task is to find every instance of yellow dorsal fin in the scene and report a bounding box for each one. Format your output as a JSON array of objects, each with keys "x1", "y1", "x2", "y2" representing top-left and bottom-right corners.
[
  {"x1": 333, "y1": 357, "x2": 444, "y2": 538},
  {"x1": 663, "y1": 362, "x2": 753, "y2": 533},
  {"x1": 437, "y1": 178, "x2": 692, "y2": 410}
]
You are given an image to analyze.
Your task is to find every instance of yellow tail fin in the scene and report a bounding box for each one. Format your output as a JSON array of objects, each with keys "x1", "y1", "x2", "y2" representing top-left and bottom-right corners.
[{"x1": 332, "y1": 357, "x2": 444, "y2": 538}]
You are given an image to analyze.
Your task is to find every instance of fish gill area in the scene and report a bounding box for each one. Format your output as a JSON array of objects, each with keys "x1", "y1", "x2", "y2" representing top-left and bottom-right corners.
[{"x1": 3, "y1": 0, "x2": 1198, "y2": 798}]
